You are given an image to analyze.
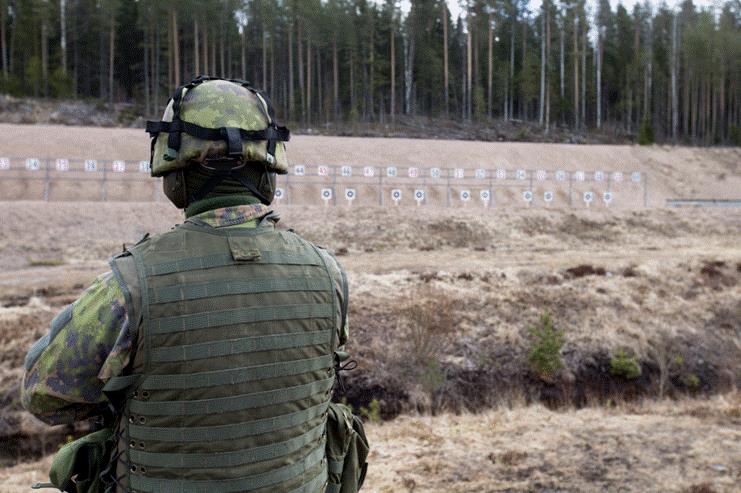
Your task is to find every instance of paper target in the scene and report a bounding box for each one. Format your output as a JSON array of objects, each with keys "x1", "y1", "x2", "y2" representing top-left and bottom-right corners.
[
  {"x1": 594, "y1": 171, "x2": 605, "y2": 182},
  {"x1": 555, "y1": 170, "x2": 567, "y2": 181},
  {"x1": 321, "y1": 188, "x2": 333, "y2": 200},
  {"x1": 317, "y1": 165, "x2": 329, "y2": 176},
  {"x1": 544, "y1": 191, "x2": 554, "y2": 203},
  {"x1": 496, "y1": 169, "x2": 507, "y2": 180},
  {"x1": 274, "y1": 188, "x2": 285, "y2": 200},
  {"x1": 583, "y1": 191, "x2": 594, "y2": 204},
  {"x1": 603, "y1": 191, "x2": 613, "y2": 204},
  {"x1": 408, "y1": 167, "x2": 420, "y2": 178},
  {"x1": 631, "y1": 171, "x2": 642, "y2": 183},
  {"x1": 454, "y1": 168, "x2": 465, "y2": 179},
  {"x1": 294, "y1": 165, "x2": 306, "y2": 176},
  {"x1": 536, "y1": 170, "x2": 547, "y2": 181},
  {"x1": 611, "y1": 172, "x2": 623, "y2": 182},
  {"x1": 430, "y1": 167, "x2": 442, "y2": 179},
  {"x1": 363, "y1": 166, "x2": 375, "y2": 177},
  {"x1": 26, "y1": 158, "x2": 41, "y2": 171},
  {"x1": 55, "y1": 159, "x2": 69, "y2": 172},
  {"x1": 480, "y1": 190, "x2": 491, "y2": 202},
  {"x1": 386, "y1": 166, "x2": 397, "y2": 177},
  {"x1": 391, "y1": 189, "x2": 402, "y2": 201},
  {"x1": 574, "y1": 171, "x2": 585, "y2": 182},
  {"x1": 414, "y1": 189, "x2": 425, "y2": 202},
  {"x1": 460, "y1": 190, "x2": 471, "y2": 202},
  {"x1": 345, "y1": 188, "x2": 357, "y2": 201},
  {"x1": 0, "y1": 157, "x2": 9, "y2": 170},
  {"x1": 523, "y1": 190, "x2": 534, "y2": 202},
  {"x1": 112, "y1": 160, "x2": 126, "y2": 173},
  {"x1": 84, "y1": 160, "x2": 97, "y2": 172},
  {"x1": 516, "y1": 169, "x2": 527, "y2": 180},
  {"x1": 475, "y1": 169, "x2": 487, "y2": 179},
  {"x1": 139, "y1": 161, "x2": 151, "y2": 173},
  {"x1": 341, "y1": 166, "x2": 353, "y2": 177}
]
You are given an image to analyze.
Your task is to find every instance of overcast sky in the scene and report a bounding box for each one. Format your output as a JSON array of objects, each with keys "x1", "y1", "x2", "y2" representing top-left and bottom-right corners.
[{"x1": 389, "y1": 0, "x2": 717, "y2": 19}]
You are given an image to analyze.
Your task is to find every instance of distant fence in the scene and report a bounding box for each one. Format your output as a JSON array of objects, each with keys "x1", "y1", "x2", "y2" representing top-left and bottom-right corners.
[{"x1": 0, "y1": 157, "x2": 650, "y2": 208}]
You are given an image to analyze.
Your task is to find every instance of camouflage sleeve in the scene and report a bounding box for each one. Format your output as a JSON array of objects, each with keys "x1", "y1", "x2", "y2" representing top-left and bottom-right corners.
[
  {"x1": 316, "y1": 248, "x2": 350, "y2": 347},
  {"x1": 21, "y1": 271, "x2": 134, "y2": 425}
]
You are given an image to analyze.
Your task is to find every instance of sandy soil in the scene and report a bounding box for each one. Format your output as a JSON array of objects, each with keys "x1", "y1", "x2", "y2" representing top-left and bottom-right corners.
[{"x1": 1, "y1": 394, "x2": 739, "y2": 493}]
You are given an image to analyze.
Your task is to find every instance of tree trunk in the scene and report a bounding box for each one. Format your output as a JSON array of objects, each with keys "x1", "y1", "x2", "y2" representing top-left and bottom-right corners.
[
  {"x1": 288, "y1": 25, "x2": 294, "y2": 118},
  {"x1": 443, "y1": 6, "x2": 449, "y2": 117},
  {"x1": 333, "y1": 38, "x2": 339, "y2": 119},
  {"x1": 109, "y1": 13, "x2": 115, "y2": 103},
  {"x1": 574, "y1": 15, "x2": 579, "y2": 129},
  {"x1": 487, "y1": 14, "x2": 493, "y2": 118},
  {"x1": 59, "y1": 0, "x2": 66, "y2": 73},
  {"x1": 581, "y1": 23, "x2": 586, "y2": 126},
  {"x1": 306, "y1": 37, "x2": 311, "y2": 122},
  {"x1": 521, "y1": 18, "x2": 527, "y2": 119},
  {"x1": 262, "y1": 22, "x2": 267, "y2": 89},
  {"x1": 173, "y1": 9, "x2": 180, "y2": 87},
  {"x1": 390, "y1": 25, "x2": 395, "y2": 121},
  {"x1": 297, "y1": 23, "x2": 305, "y2": 120},
  {"x1": 466, "y1": 18, "x2": 472, "y2": 120},
  {"x1": 194, "y1": 17, "x2": 200, "y2": 76},
  {"x1": 539, "y1": 9, "x2": 545, "y2": 126},
  {"x1": 203, "y1": 25, "x2": 209, "y2": 77},
  {"x1": 41, "y1": 14, "x2": 49, "y2": 96},
  {"x1": 0, "y1": 0, "x2": 6, "y2": 77},
  {"x1": 545, "y1": 3, "x2": 551, "y2": 132},
  {"x1": 240, "y1": 27, "x2": 245, "y2": 80},
  {"x1": 144, "y1": 22, "x2": 150, "y2": 115},
  {"x1": 671, "y1": 13, "x2": 678, "y2": 142},
  {"x1": 559, "y1": 16, "x2": 564, "y2": 103},
  {"x1": 597, "y1": 29, "x2": 602, "y2": 129},
  {"x1": 510, "y1": 7, "x2": 515, "y2": 122}
]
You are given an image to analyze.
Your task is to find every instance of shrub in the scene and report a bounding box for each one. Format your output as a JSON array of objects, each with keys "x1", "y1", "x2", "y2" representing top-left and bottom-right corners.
[
  {"x1": 359, "y1": 398, "x2": 381, "y2": 423},
  {"x1": 729, "y1": 124, "x2": 741, "y2": 146},
  {"x1": 682, "y1": 373, "x2": 701, "y2": 391},
  {"x1": 609, "y1": 348, "x2": 642, "y2": 380},
  {"x1": 527, "y1": 312, "x2": 565, "y2": 380},
  {"x1": 49, "y1": 67, "x2": 74, "y2": 99},
  {"x1": 638, "y1": 118, "x2": 655, "y2": 145}
]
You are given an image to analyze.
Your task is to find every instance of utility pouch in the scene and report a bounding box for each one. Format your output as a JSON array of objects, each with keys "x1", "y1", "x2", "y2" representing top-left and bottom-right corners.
[
  {"x1": 32, "y1": 428, "x2": 115, "y2": 493},
  {"x1": 325, "y1": 403, "x2": 369, "y2": 493}
]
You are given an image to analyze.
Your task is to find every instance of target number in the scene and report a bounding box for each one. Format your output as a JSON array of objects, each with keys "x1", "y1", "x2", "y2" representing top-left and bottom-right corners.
[
  {"x1": 56, "y1": 159, "x2": 69, "y2": 171},
  {"x1": 594, "y1": 171, "x2": 605, "y2": 182},
  {"x1": 574, "y1": 171, "x2": 585, "y2": 182},
  {"x1": 26, "y1": 158, "x2": 41, "y2": 171},
  {"x1": 631, "y1": 172, "x2": 642, "y2": 183},
  {"x1": 516, "y1": 169, "x2": 527, "y2": 180},
  {"x1": 363, "y1": 166, "x2": 375, "y2": 177},
  {"x1": 430, "y1": 168, "x2": 442, "y2": 179},
  {"x1": 496, "y1": 169, "x2": 507, "y2": 180},
  {"x1": 0, "y1": 157, "x2": 9, "y2": 170},
  {"x1": 612, "y1": 172, "x2": 623, "y2": 182},
  {"x1": 475, "y1": 169, "x2": 487, "y2": 179},
  {"x1": 341, "y1": 166, "x2": 353, "y2": 177},
  {"x1": 317, "y1": 166, "x2": 329, "y2": 176},
  {"x1": 84, "y1": 160, "x2": 97, "y2": 172},
  {"x1": 386, "y1": 167, "x2": 397, "y2": 177},
  {"x1": 408, "y1": 167, "x2": 419, "y2": 178},
  {"x1": 112, "y1": 160, "x2": 126, "y2": 173},
  {"x1": 536, "y1": 170, "x2": 547, "y2": 181},
  {"x1": 555, "y1": 170, "x2": 567, "y2": 181},
  {"x1": 139, "y1": 161, "x2": 151, "y2": 173},
  {"x1": 294, "y1": 165, "x2": 306, "y2": 176},
  {"x1": 454, "y1": 168, "x2": 465, "y2": 179}
]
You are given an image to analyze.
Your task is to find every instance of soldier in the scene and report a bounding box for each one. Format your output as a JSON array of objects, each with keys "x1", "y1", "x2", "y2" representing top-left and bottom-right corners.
[{"x1": 22, "y1": 76, "x2": 368, "y2": 493}]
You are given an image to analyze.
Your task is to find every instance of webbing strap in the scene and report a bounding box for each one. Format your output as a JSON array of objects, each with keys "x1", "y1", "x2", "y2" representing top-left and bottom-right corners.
[
  {"x1": 129, "y1": 376, "x2": 334, "y2": 416},
  {"x1": 150, "y1": 276, "x2": 331, "y2": 304},
  {"x1": 140, "y1": 354, "x2": 333, "y2": 389},
  {"x1": 102, "y1": 373, "x2": 139, "y2": 393},
  {"x1": 152, "y1": 330, "x2": 332, "y2": 363},
  {"x1": 146, "y1": 251, "x2": 322, "y2": 276},
  {"x1": 326, "y1": 482, "x2": 342, "y2": 493},
  {"x1": 129, "y1": 401, "x2": 329, "y2": 442},
  {"x1": 151, "y1": 303, "x2": 333, "y2": 335},
  {"x1": 130, "y1": 443, "x2": 326, "y2": 493},
  {"x1": 328, "y1": 459, "x2": 345, "y2": 475},
  {"x1": 129, "y1": 422, "x2": 325, "y2": 468},
  {"x1": 146, "y1": 120, "x2": 290, "y2": 144}
]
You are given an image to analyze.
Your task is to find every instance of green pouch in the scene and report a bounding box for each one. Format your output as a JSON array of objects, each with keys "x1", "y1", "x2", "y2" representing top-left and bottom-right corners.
[
  {"x1": 325, "y1": 403, "x2": 369, "y2": 493},
  {"x1": 33, "y1": 428, "x2": 115, "y2": 493}
]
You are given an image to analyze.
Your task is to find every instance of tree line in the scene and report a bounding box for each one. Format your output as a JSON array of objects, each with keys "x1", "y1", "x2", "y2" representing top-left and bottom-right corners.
[{"x1": 1, "y1": 0, "x2": 739, "y2": 145}]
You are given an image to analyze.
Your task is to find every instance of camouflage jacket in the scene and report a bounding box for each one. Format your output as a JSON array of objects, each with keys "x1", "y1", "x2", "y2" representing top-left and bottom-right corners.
[{"x1": 22, "y1": 204, "x2": 349, "y2": 425}]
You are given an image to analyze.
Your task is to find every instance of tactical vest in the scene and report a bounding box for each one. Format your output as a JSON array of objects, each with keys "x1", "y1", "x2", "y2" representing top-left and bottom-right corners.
[{"x1": 105, "y1": 219, "x2": 339, "y2": 493}]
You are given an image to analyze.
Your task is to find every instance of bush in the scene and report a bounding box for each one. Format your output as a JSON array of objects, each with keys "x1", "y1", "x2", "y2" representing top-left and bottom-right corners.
[
  {"x1": 609, "y1": 348, "x2": 642, "y2": 380},
  {"x1": 359, "y1": 398, "x2": 381, "y2": 423},
  {"x1": 729, "y1": 124, "x2": 741, "y2": 146},
  {"x1": 527, "y1": 312, "x2": 565, "y2": 380},
  {"x1": 49, "y1": 67, "x2": 74, "y2": 99},
  {"x1": 638, "y1": 118, "x2": 655, "y2": 145}
]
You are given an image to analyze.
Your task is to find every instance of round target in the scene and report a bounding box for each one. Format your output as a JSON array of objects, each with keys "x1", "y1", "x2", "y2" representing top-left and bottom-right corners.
[
  {"x1": 430, "y1": 168, "x2": 441, "y2": 179},
  {"x1": 274, "y1": 188, "x2": 285, "y2": 199},
  {"x1": 544, "y1": 191, "x2": 554, "y2": 203},
  {"x1": 555, "y1": 170, "x2": 567, "y2": 182},
  {"x1": 603, "y1": 191, "x2": 613, "y2": 204},
  {"x1": 345, "y1": 188, "x2": 356, "y2": 201},
  {"x1": 583, "y1": 191, "x2": 594, "y2": 203},
  {"x1": 523, "y1": 190, "x2": 534, "y2": 202},
  {"x1": 391, "y1": 189, "x2": 402, "y2": 201},
  {"x1": 460, "y1": 190, "x2": 471, "y2": 202},
  {"x1": 480, "y1": 190, "x2": 491, "y2": 202},
  {"x1": 321, "y1": 188, "x2": 333, "y2": 200},
  {"x1": 496, "y1": 169, "x2": 507, "y2": 180},
  {"x1": 414, "y1": 189, "x2": 425, "y2": 201}
]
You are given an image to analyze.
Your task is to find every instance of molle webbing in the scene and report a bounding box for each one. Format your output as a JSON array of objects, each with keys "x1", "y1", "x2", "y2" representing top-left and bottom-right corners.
[{"x1": 119, "y1": 224, "x2": 336, "y2": 493}]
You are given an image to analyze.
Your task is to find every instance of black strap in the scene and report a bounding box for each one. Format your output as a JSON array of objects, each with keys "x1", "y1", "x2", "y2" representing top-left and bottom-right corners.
[
  {"x1": 187, "y1": 161, "x2": 272, "y2": 206},
  {"x1": 146, "y1": 120, "x2": 290, "y2": 144}
]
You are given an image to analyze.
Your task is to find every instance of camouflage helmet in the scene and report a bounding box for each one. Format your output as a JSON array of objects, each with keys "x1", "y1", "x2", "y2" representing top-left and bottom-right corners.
[{"x1": 146, "y1": 76, "x2": 290, "y2": 177}]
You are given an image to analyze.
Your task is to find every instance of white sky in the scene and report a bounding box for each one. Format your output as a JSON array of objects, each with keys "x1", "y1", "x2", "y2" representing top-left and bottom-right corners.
[{"x1": 391, "y1": 0, "x2": 717, "y2": 19}]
